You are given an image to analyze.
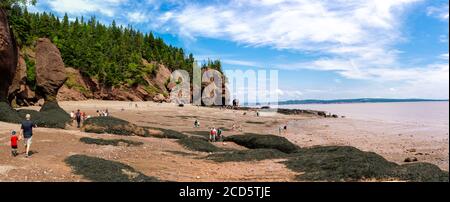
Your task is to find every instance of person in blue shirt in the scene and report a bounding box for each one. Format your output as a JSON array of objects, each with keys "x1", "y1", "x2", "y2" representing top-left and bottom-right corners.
[{"x1": 20, "y1": 114, "x2": 37, "y2": 158}]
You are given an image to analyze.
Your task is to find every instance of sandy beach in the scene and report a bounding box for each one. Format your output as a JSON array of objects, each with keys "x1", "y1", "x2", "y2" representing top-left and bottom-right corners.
[{"x1": 0, "y1": 100, "x2": 448, "y2": 182}]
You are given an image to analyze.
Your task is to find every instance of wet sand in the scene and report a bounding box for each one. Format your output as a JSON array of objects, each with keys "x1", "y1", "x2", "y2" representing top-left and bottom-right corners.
[{"x1": 0, "y1": 100, "x2": 447, "y2": 182}]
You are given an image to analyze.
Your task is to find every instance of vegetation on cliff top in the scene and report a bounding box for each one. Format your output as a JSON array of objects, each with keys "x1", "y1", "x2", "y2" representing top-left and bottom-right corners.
[{"x1": 7, "y1": 3, "x2": 222, "y2": 88}]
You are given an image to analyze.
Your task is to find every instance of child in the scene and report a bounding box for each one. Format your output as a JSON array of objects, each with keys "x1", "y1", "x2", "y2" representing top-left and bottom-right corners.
[
  {"x1": 11, "y1": 130, "x2": 19, "y2": 157},
  {"x1": 209, "y1": 128, "x2": 217, "y2": 142}
]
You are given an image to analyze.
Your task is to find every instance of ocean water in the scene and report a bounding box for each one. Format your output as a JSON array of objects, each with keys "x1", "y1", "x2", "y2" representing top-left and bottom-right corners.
[{"x1": 280, "y1": 101, "x2": 449, "y2": 127}]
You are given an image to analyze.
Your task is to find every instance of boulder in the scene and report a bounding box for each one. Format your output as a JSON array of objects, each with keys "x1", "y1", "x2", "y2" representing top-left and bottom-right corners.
[
  {"x1": 0, "y1": 9, "x2": 18, "y2": 102},
  {"x1": 35, "y1": 38, "x2": 67, "y2": 102},
  {"x1": 153, "y1": 93, "x2": 165, "y2": 103},
  {"x1": 404, "y1": 157, "x2": 418, "y2": 163}
]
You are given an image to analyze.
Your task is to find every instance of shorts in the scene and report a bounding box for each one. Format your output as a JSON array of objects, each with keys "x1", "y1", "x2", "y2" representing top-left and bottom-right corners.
[
  {"x1": 24, "y1": 137, "x2": 32, "y2": 146},
  {"x1": 11, "y1": 145, "x2": 18, "y2": 149}
]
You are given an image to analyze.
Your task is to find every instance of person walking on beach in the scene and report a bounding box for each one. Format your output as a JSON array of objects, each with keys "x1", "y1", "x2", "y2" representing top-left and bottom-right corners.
[
  {"x1": 82, "y1": 112, "x2": 87, "y2": 121},
  {"x1": 209, "y1": 128, "x2": 217, "y2": 142},
  {"x1": 10, "y1": 130, "x2": 19, "y2": 157},
  {"x1": 20, "y1": 114, "x2": 37, "y2": 158},
  {"x1": 75, "y1": 110, "x2": 82, "y2": 128},
  {"x1": 217, "y1": 128, "x2": 223, "y2": 142},
  {"x1": 194, "y1": 120, "x2": 200, "y2": 128}
]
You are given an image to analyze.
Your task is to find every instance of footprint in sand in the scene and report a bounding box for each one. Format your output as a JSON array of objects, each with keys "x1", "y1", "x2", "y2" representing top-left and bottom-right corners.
[{"x1": 0, "y1": 165, "x2": 17, "y2": 175}]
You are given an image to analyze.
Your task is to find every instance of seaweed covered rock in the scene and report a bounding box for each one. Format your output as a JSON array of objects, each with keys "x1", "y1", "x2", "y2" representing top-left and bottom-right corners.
[
  {"x1": 177, "y1": 137, "x2": 221, "y2": 152},
  {"x1": 0, "y1": 101, "x2": 21, "y2": 123},
  {"x1": 16, "y1": 102, "x2": 71, "y2": 129},
  {"x1": 65, "y1": 155, "x2": 159, "y2": 182},
  {"x1": 0, "y1": 8, "x2": 18, "y2": 102},
  {"x1": 391, "y1": 163, "x2": 449, "y2": 182},
  {"x1": 82, "y1": 116, "x2": 150, "y2": 137},
  {"x1": 225, "y1": 134, "x2": 300, "y2": 153},
  {"x1": 207, "y1": 149, "x2": 288, "y2": 162},
  {"x1": 80, "y1": 137, "x2": 143, "y2": 147},
  {"x1": 284, "y1": 146, "x2": 449, "y2": 182},
  {"x1": 284, "y1": 146, "x2": 398, "y2": 181},
  {"x1": 146, "y1": 127, "x2": 188, "y2": 139},
  {"x1": 35, "y1": 38, "x2": 67, "y2": 102}
]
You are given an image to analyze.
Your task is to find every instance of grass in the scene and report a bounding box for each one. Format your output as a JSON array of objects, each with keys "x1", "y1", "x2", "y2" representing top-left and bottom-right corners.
[
  {"x1": 83, "y1": 116, "x2": 150, "y2": 137},
  {"x1": 206, "y1": 149, "x2": 288, "y2": 162},
  {"x1": 79, "y1": 137, "x2": 143, "y2": 147},
  {"x1": 65, "y1": 155, "x2": 159, "y2": 182},
  {"x1": 224, "y1": 134, "x2": 300, "y2": 154},
  {"x1": 177, "y1": 137, "x2": 221, "y2": 153}
]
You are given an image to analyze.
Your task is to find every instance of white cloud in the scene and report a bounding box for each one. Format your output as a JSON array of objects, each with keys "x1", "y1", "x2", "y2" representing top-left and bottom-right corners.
[
  {"x1": 427, "y1": 4, "x2": 449, "y2": 21},
  {"x1": 222, "y1": 59, "x2": 261, "y2": 67},
  {"x1": 440, "y1": 53, "x2": 449, "y2": 60},
  {"x1": 47, "y1": 0, "x2": 127, "y2": 17},
  {"x1": 439, "y1": 34, "x2": 449, "y2": 43},
  {"x1": 152, "y1": 0, "x2": 431, "y2": 81},
  {"x1": 127, "y1": 11, "x2": 147, "y2": 23},
  {"x1": 158, "y1": 0, "x2": 419, "y2": 51}
]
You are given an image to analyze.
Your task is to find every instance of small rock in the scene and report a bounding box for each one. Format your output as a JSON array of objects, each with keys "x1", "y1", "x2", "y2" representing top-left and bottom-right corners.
[
  {"x1": 404, "y1": 157, "x2": 418, "y2": 163},
  {"x1": 407, "y1": 149, "x2": 417, "y2": 153}
]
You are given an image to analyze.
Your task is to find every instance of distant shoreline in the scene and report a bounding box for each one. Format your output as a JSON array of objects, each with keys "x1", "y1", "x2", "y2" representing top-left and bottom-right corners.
[{"x1": 248, "y1": 98, "x2": 449, "y2": 106}]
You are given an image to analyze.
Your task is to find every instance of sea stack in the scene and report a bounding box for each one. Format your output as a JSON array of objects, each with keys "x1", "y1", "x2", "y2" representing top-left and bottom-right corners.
[{"x1": 35, "y1": 38, "x2": 68, "y2": 103}]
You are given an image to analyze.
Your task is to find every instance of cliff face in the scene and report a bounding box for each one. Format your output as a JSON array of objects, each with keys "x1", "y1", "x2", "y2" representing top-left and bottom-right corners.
[
  {"x1": 0, "y1": 8, "x2": 18, "y2": 102},
  {"x1": 9, "y1": 44, "x2": 175, "y2": 106}
]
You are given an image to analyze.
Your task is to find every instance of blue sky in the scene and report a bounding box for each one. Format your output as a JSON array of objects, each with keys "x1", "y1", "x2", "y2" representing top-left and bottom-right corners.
[{"x1": 29, "y1": 0, "x2": 449, "y2": 101}]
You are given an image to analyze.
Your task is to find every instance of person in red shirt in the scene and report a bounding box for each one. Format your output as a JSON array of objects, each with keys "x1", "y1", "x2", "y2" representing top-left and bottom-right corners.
[{"x1": 11, "y1": 130, "x2": 19, "y2": 157}]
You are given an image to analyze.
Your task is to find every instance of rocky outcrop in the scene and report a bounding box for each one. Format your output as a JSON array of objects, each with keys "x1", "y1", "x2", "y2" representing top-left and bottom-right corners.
[
  {"x1": 56, "y1": 67, "x2": 90, "y2": 101},
  {"x1": 153, "y1": 93, "x2": 166, "y2": 103},
  {"x1": 35, "y1": 38, "x2": 67, "y2": 102},
  {"x1": 57, "y1": 85, "x2": 88, "y2": 101},
  {"x1": 0, "y1": 8, "x2": 18, "y2": 102},
  {"x1": 8, "y1": 52, "x2": 27, "y2": 103},
  {"x1": 153, "y1": 64, "x2": 171, "y2": 94}
]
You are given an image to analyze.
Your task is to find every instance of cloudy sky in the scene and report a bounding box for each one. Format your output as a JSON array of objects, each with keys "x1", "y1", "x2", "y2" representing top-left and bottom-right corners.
[{"x1": 30, "y1": 0, "x2": 449, "y2": 101}]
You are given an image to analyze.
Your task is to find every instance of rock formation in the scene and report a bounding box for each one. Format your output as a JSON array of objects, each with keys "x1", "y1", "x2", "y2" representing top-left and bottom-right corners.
[
  {"x1": 8, "y1": 52, "x2": 27, "y2": 103},
  {"x1": 0, "y1": 8, "x2": 18, "y2": 102},
  {"x1": 35, "y1": 38, "x2": 67, "y2": 102}
]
